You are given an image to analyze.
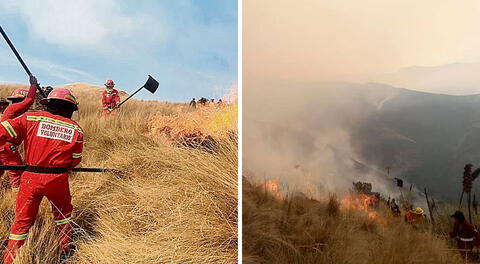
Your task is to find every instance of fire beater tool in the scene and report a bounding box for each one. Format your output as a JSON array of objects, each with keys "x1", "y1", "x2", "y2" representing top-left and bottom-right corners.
[
  {"x1": 116, "y1": 75, "x2": 159, "y2": 108},
  {"x1": 0, "y1": 25, "x2": 47, "y2": 98}
]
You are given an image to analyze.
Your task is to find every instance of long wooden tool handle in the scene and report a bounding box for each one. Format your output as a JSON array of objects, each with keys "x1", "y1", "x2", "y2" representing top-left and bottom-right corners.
[
  {"x1": 468, "y1": 191, "x2": 472, "y2": 223},
  {"x1": 459, "y1": 190, "x2": 465, "y2": 209},
  {"x1": 0, "y1": 165, "x2": 121, "y2": 174},
  {"x1": 117, "y1": 86, "x2": 143, "y2": 108},
  {"x1": 72, "y1": 167, "x2": 121, "y2": 173},
  {"x1": 0, "y1": 25, "x2": 47, "y2": 98},
  {"x1": 424, "y1": 188, "x2": 435, "y2": 225}
]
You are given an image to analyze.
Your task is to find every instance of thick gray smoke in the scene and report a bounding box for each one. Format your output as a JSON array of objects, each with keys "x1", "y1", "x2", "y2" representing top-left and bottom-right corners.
[{"x1": 244, "y1": 78, "x2": 427, "y2": 208}]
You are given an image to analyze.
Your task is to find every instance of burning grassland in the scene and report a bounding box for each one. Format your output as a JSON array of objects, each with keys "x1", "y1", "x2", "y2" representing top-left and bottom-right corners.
[
  {"x1": 255, "y1": 178, "x2": 387, "y2": 226},
  {"x1": 147, "y1": 104, "x2": 238, "y2": 149},
  {"x1": 257, "y1": 179, "x2": 283, "y2": 200},
  {"x1": 340, "y1": 193, "x2": 387, "y2": 226},
  {"x1": 243, "y1": 177, "x2": 460, "y2": 264}
]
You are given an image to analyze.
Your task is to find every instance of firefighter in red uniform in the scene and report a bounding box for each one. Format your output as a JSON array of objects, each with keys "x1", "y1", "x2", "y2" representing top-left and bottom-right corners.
[
  {"x1": 102, "y1": 79, "x2": 120, "y2": 118},
  {"x1": 0, "y1": 98, "x2": 9, "y2": 179},
  {"x1": 450, "y1": 210, "x2": 479, "y2": 259},
  {"x1": 1, "y1": 87, "x2": 83, "y2": 264},
  {"x1": 0, "y1": 76, "x2": 38, "y2": 191}
]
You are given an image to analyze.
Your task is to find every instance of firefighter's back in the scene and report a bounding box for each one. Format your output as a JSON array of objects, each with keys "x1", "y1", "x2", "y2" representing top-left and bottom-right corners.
[{"x1": 22, "y1": 111, "x2": 83, "y2": 168}]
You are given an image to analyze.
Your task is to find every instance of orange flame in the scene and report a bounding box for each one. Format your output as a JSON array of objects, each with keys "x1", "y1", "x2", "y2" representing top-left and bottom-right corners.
[
  {"x1": 259, "y1": 180, "x2": 283, "y2": 200},
  {"x1": 341, "y1": 193, "x2": 387, "y2": 226}
]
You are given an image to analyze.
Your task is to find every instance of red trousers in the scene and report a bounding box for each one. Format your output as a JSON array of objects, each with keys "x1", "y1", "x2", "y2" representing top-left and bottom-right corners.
[
  {"x1": 3, "y1": 172, "x2": 73, "y2": 264},
  {"x1": 0, "y1": 142, "x2": 23, "y2": 189}
]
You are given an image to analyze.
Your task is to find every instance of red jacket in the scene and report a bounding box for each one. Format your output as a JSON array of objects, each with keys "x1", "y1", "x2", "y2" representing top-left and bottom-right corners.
[
  {"x1": 102, "y1": 89, "x2": 120, "y2": 109},
  {"x1": 1, "y1": 85, "x2": 36, "y2": 122},
  {"x1": 0, "y1": 111, "x2": 83, "y2": 169},
  {"x1": 450, "y1": 221, "x2": 479, "y2": 241}
]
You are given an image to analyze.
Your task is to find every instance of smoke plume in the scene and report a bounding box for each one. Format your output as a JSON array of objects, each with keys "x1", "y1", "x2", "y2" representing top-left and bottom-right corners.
[{"x1": 244, "y1": 78, "x2": 427, "y2": 208}]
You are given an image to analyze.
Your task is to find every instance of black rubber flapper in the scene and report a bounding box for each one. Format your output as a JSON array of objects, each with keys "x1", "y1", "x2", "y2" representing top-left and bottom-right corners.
[
  {"x1": 143, "y1": 75, "x2": 159, "y2": 93},
  {"x1": 117, "y1": 75, "x2": 160, "y2": 108},
  {"x1": 394, "y1": 178, "x2": 403, "y2": 188}
]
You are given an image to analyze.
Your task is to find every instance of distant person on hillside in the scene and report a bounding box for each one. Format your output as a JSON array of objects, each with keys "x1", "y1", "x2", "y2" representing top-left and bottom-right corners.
[
  {"x1": 102, "y1": 79, "x2": 121, "y2": 118},
  {"x1": 405, "y1": 207, "x2": 426, "y2": 227},
  {"x1": 1, "y1": 86, "x2": 83, "y2": 264},
  {"x1": 209, "y1": 98, "x2": 215, "y2": 107},
  {"x1": 450, "y1": 211, "x2": 479, "y2": 257},
  {"x1": 199, "y1": 97, "x2": 208, "y2": 106},
  {"x1": 189, "y1": 98, "x2": 197, "y2": 109},
  {"x1": 390, "y1": 199, "x2": 401, "y2": 217},
  {"x1": 217, "y1": 99, "x2": 223, "y2": 107},
  {"x1": 0, "y1": 76, "x2": 37, "y2": 192},
  {"x1": 0, "y1": 98, "x2": 9, "y2": 114}
]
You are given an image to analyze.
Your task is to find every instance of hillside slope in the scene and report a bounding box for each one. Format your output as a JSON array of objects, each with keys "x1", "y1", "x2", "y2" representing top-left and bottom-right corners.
[
  {"x1": 243, "y1": 178, "x2": 461, "y2": 264},
  {"x1": 245, "y1": 79, "x2": 480, "y2": 201},
  {"x1": 0, "y1": 83, "x2": 238, "y2": 263},
  {"x1": 349, "y1": 84, "x2": 480, "y2": 200}
]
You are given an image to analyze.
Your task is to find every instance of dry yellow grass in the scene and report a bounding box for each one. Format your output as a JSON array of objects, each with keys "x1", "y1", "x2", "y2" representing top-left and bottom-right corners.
[
  {"x1": 0, "y1": 83, "x2": 238, "y2": 263},
  {"x1": 243, "y1": 177, "x2": 464, "y2": 264},
  {"x1": 147, "y1": 105, "x2": 238, "y2": 148}
]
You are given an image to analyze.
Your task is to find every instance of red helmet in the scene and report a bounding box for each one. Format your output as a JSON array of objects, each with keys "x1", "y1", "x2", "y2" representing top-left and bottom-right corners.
[
  {"x1": 7, "y1": 88, "x2": 29, "y2": 100},
  {"x1": 105, "y1": 79, "x2": 115, "y2": 87},
  {"x1": 40, "y1": 88, "x2": 78, "y2": 110}
]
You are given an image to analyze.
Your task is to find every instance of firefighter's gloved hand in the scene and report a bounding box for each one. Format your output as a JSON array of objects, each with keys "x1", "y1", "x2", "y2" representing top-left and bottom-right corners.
[{"x1": 29, "y1": 75, "x2": 38, "y2": 86}]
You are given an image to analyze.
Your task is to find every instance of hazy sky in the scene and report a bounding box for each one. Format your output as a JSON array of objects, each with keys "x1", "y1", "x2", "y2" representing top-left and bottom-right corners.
[
  {"x1": 243, "y1": 0, "x2": 480, "y2": 198},
  {"x1": 0, "y1": 0, "x2": 237, "y2": 102},
  {"x1": 245, "y1": 0, "x2": 480, "y2": 84}
]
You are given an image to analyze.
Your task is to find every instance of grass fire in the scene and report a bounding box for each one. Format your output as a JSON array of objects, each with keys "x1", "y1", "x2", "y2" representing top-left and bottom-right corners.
[{"x1": 244, "y1": 176, "x2": 478, "y2": 263}]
